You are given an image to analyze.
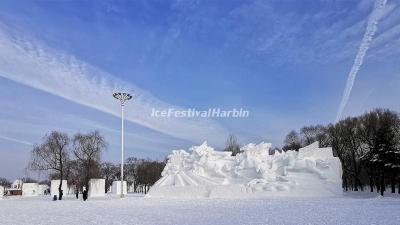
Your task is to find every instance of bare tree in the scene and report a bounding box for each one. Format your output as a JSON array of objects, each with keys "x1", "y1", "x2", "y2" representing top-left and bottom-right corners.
[
  {"x1": 136, "y1": 160, "x2": 165, "y2": 194},
  {"x1": 224, "y1": 134, "x2": 241, "y2": 156},
  {"x1": 358, "y1": 109, "x2": 400, "y2": 195},
  {"x1": 0, "y1": 177, "x2": 11, "y2": 188},
  {"x1": 73, "y1": 131, "x2": 105, "y2": 191},
  {"x1": 29, "y1": 131, "x2": 70, "y2": 200},
  {"x1": 283, "y1": 130, "x2": 301, "y2": 151},
  {"x1": 337, "y1": 118, "x2": 363, "y2": 191},
  {"x1": 300, "y1": 125, "x2": 329, "y2": 147},
  {"x1": 100, "y1": 162, "x2": 119, "y2": 193},
  {"x1": 21, "y1": 177, "x2": 38, "y2": 183},
  {"x1": 307, "y1": 108, "x2": 400, "y2": 195},
  {"x1": 64, "y1": 159, "x2": 83, "y2": 192},
  {"x1": 124, "y1": 157, "x2": 144, "y2": 192}
]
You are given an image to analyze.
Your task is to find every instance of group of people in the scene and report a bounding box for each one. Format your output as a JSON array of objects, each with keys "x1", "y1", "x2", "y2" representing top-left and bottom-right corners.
[
  {"x1": 75, "y1": 186, "x2": 88, "y2": 201},
  {"x1": 52, "y1": 186, "x2": 88, "y2": 201}
]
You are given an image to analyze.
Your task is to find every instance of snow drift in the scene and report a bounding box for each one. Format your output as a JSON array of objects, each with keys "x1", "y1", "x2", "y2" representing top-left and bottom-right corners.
[{"x1": 147, "y1": 142, "x2": 342, "y2": 198}]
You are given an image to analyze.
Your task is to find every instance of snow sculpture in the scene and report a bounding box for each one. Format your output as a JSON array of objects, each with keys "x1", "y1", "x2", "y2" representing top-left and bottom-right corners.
[
  {"x1": 111, "y1": 181, "x2": 127, "y2": 195},
  {"x1": 147, "y1": 141, "x2": 342, "y2": 198},
  {"x1": 128, "y1": 183, "x2": 135, "y2": 193},
  {"x1": 38, "y1": 184, "x2": 49, "y2": 195},
  {"x1": 50, "y1": 180, "x2": 68, "y2": 198},
  {"x1": 67, "y1": 185, "x2": 76, "y2": 195},
  {"x1": 22, "y1": 183, "x2": 39, "y2": 196},
  {"x1": 88, "y1": 179, "x2": 105, "y2": 198},
  {"x1": 0, "y1": 185, "x2": 4, "y2": 199}
]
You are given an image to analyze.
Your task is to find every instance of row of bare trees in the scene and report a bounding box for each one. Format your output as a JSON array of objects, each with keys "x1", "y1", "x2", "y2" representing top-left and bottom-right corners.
[
  {"x1": 29, "y1": 131, "x2": 105, "y2": 200},
  {"x1": 27, "y1": 130, "x2": 165, "y2": 199},
  {"x1": 100, "y1": 158, "x2": 165, "y2": 194},
  {"x1": 283, "y1": 108, "x2": 400, "y2": 196},
  {"x1": 283, "y1": 125, "x2": 328, "y2": 151}
]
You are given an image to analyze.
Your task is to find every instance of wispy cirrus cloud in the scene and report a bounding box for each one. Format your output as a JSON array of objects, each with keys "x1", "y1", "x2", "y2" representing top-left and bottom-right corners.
[
  {"x1": 0, "y1": 24, "x2": 229, "y2": 145},
  {"x1": 169, "y1": 0, "x2": 398, "y2": 67},
  {"x1": 0, "y1": 134, "x2": 32, "y2": 146}
]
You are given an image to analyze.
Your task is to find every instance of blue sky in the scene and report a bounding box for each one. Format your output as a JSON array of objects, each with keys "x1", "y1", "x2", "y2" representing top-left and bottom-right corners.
[{"x1": 0, "y1": 0, "x2": 399, "y2": 179}]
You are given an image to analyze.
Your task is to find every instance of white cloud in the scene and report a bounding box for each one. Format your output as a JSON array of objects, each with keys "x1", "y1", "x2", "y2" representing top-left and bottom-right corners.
[
  {"x1": 0, "y1": 134, "x2": 32, "y2": 146},
  {"x1": 0, "y1": 24, "x2": 229, "y2": 146}
]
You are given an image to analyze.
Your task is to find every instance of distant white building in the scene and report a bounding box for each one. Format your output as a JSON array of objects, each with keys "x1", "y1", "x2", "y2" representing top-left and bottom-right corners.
[
  {"x1": 22, "y1": 183, "x2": 39, "y2": 197},
  {"x1": 88, "y1": 179, "x2": 105, "y2": 198},
  {"x1": 50, "y1": 180, "x2": 68, "y2": 198},
  {"x1": 12, "y1": 180, "x2": 23, "y2": 189},
  {"x1": 111, "y1": 181, "x2": 127, "y2": 195},
  {"x1": 7, "y1": 179, "x2": 23, "y2": 196}
]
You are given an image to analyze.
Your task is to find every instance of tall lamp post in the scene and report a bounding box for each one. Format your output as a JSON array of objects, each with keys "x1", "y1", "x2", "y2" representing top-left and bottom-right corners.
[{"x1": 113, "y1": 92, "x2": 133, "y2": 198}]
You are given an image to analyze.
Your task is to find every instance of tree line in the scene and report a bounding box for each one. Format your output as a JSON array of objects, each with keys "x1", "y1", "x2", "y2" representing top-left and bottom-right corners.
[
  {"x1": 19, "y1": 130, "x2": 165, "y2": 200},
  {"x1": 282, "y1": 108, "x2": 400, "y2": 196},
  {"x1": 4, "y1": 108, "x2": 399, "y2": 197},
  {"x1": 100, "y1": 157, "x2": 165, "y2": 194}
]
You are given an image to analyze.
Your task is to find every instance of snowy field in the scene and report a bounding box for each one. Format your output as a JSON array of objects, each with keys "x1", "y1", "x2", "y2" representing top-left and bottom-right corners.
[{"x1": 1, "y1": 194, "x2": 399, "y2": 225}]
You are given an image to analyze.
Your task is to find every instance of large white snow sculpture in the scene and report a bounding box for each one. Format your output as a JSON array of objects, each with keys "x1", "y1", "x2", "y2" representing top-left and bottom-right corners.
[
  {"x1": 50, "y1": 180, "x2": 68, "y2": 198},
  {"x1": 147, "y1": 141, "x2": 342, "y2": 198},
  {"x1": 88, "y1": 179, "x2": 105, "y2": 198},
  {"x1": 111, "y1": 181, "x2": 127, "y2": 195},
  {"x1": 22, "y1": 183, "x2": 39, "y2": 196}
]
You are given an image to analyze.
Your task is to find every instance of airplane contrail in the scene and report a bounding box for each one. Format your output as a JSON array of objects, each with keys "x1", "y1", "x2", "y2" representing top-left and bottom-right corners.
[{"x1": 335, "y1": 0, "x2": 387, "y2": 122}]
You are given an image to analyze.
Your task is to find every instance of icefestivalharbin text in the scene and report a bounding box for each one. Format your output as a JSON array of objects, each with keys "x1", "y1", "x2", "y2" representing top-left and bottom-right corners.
[
  {"x1": 147, "y1": 141, "x2": 342, "y2": 198},
  {"x1": 151, "y1": 108, "x2": 250, "y2": 118}
]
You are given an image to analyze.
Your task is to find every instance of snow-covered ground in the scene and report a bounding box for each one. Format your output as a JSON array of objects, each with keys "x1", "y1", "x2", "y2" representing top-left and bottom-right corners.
[
  {"x1": 0, "y1": 194, "x2": 399, "y2": 225},
  {"x1": 0, "y1": 143, "x2": 397, "y2": 225}
]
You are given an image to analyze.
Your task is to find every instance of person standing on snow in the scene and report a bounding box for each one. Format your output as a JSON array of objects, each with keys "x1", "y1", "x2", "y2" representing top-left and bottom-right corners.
[
  {"x1": 75, "y1": 186, "x2": 79, "y2": 199},
  {"x1": 82, "y1": 186, "x2": 88, "y2": 201}
]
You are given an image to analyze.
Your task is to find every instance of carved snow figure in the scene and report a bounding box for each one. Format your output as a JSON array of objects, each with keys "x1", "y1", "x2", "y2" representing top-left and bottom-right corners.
[{"x1": 147, "y1": 142, "x2": 342, "y2": 198}]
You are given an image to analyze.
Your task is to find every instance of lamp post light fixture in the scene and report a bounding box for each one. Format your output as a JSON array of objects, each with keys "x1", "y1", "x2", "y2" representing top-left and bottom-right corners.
[{"x1": 113, "y1": 92, "x2": 133, "y2": 198}]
